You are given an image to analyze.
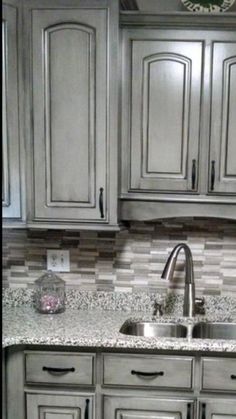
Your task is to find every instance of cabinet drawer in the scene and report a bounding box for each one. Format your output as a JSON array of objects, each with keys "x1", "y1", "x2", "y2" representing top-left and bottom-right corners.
[
  {"x1": 103, "y1": 354, "x2": 193, "y2": 389},
  {"x1": 202, "y1": 357, "x2": 236, "y2": 392},
  {"x1": 25, "y1": 352, "x2": 95, "y2": 385}
]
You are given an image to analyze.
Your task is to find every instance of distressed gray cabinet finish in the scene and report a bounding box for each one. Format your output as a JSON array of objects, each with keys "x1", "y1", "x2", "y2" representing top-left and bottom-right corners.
[
  {"x1": 27, "y1": 392, "x2": 93, "y2": 419},
  {"x1": 25, "y1": 0, "x2": 118, "y2": 229},
  {"x1": 120, "y1": 20, "x2": 236, "y2": 220},
  {"x1": 209, "y1": 41, "x2": 236, "y2": 195},
  {"x1": 2, "y1": 0, "x2": 24, "y2": 223},
  {"x1": 5, "y1": 348, "x2": 236, "y2": 419},
  {"x1": 122, "y1": 32, "x2": 202, "y2": 194},
  {"x1": 103, "y1": 396, "x2": 194, "y2": 419},
  {"x1": 199, "y1": 399, "x2": 236, "y2": 418}
]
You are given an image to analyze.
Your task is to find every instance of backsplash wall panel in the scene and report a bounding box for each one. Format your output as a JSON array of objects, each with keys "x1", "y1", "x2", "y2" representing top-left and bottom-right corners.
[{"x1": 2, "y1": 218, "x2": 236, "y2": 296}]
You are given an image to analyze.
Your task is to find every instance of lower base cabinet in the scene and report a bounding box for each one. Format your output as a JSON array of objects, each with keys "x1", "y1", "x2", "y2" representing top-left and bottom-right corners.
[
  {"x1": 103, "y1": 396, "x2": 194, "y2": 419},
  {"x1": 5, "y1": 349, "x2": 236, "y2": 419},
  {"x1": 26, "y1": 392, "x2": 94, "y2": 419}
]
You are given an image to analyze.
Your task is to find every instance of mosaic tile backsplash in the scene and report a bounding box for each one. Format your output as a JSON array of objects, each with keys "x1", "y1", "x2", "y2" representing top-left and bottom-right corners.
[{"x1": 2, "y1": 218, "x2": 236, "y2": 296}]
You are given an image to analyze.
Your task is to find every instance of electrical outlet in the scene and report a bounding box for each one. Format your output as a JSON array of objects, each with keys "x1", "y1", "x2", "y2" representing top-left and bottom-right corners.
[{"x1": 47, "y1": 250, "x2": 70, "y2": 272}]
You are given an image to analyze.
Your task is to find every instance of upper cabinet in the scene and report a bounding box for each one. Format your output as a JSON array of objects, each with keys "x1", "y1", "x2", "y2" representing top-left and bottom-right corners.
[
  {"x1": 120, "y1": 20, "x2": 236, "y2": 220},
  {"x1": 2, "y1": 0, "x2": 25, "y2": 224},
  {"x1": 24, "y1": 0, "x2": 119, "y2": 230},
  {"x1": 209, "y1": 40, "x2": 236, "y2": 195}
]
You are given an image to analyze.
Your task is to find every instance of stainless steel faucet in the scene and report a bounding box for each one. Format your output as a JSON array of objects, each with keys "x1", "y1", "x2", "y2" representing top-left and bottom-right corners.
[{"x1": 161, "y1": 243, "x2": 196, "y2": 317}]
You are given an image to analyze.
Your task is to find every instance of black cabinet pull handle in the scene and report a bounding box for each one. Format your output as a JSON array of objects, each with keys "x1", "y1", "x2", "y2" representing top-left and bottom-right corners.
[
  {"x1": 210, "y1": 160, "x2": 215, "y2": 191},
  {"x1": 131, "y1": 370, "x2": 164, "y2": 377},
  {"x1": 187, "y1": 403, "x2": 192, "y2": 419},
  {"x1": 191, "y1": 159, "x2": 196, "y2": 190},
  {"x1": 231, "y1": 374, "x2": 236, "y2": 379},
  {"x1": 99, "y1": 187, "x2": 104, "y2": 218},
  {"x1": 201, "y1": 403, "x2": 206, "y2": 419},
  {"x1": 42, "y1": 366, "x2": 75, "y2": 373},
  {"x1": 85, "y1": 398, "x2": 90, "y2": 419}
]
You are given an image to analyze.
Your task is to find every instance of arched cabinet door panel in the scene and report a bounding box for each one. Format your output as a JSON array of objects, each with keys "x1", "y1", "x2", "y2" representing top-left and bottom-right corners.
[
  {"x1": 27, "y1": 1, "x2": 118, "y2": 227},
  {"x1": 122, "y1": 30, "x2": 203, "y2": 194}
]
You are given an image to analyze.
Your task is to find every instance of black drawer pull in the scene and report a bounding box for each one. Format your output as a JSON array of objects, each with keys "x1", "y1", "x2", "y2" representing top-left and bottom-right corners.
[
  {"x1": 231, "y1": 374, "x2": 236, "y2": 379},
  {"x1": 201, "y1": 403, "x2": 206, "y2": 419},
  {"x1": 85, "y1": 398, "x2": 90, "y2": 419},
  {"x1": 42, "y1": 366, "x2": 75, "y2": 373},
  {"x1": 191, "y1": 159, "x2": 196, "y2": 190},
  {"x1": 99, "y1": 187, "x2": 104, "y2": 218},
  {"x1": 187, "y1": 403, "x2": 192, "y2": 419},
  {"x1": 210, "y1": 160, "x2": 215, "y2": 191},
  {"x1": 131, "y1": 370, "x2": 164, "y2": 377}
]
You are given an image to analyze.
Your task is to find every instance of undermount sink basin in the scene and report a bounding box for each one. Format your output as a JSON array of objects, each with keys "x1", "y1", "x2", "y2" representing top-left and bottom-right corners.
[
  {"x1": 119, "y1": 321, "x2": 188, "y2": 338},
  {"x1": 192, "y1": 322, "x2": 236, "y2": 340}
]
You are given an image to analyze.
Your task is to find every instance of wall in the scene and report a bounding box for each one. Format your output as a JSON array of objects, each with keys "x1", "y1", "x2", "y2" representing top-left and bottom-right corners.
[{"x1": 2, "y1": 218, "x2": 236, "y2": 296}]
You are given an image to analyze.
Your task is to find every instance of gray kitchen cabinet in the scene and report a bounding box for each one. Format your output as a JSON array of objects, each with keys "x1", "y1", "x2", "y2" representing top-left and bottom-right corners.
[
  {"x1": 24, "y1": 0, "x2": 119, "y2": 230},
  {"x1": 120, "y1": 16, "x2": 236, "y2": 220},
  {"x1": 209, "y1": 41, "x2": 236, "y2": 195},
  {"x1": 199, "y1": 399, "x2": 236, "y2": 419},
  {"x1": 121, "y1": 32, "x2": 203, "y2": 195},
  {"x1": 103, "y1": 395, "x2": 195, "y2": 419},
  {"x1": 26, "y1": 392, "x2": 94, "y2": 419},
  {"x1": 5, "y1": 348, "x2": 236, "y2": 419},
  {"x1": 2, "y1": 0, "x2": 25, "y2": 225}
]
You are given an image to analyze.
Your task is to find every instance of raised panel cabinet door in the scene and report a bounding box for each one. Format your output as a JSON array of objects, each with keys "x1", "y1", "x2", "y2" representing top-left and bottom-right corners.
[
  {"x1": 29, "y1": 2, "x2": 118, "y2": 224},
  {"x1": 26, "y1": 392, "x2": 93, "y2": 419},
  {"x1": 199, "y1": 399, "x2": 236, "y2": 419},
  {"x1": 209, "y1": 35, "x2": 236, "y2": 195},
  {"x1": 103, "y1": 396, "x2": 195, "y2": 419},
  {"x1": 2, "y1": 3, "x2": 22, "y2": 219},
  {"x1": 122, "y1": 29, "x2": 203, "y2": 194}
]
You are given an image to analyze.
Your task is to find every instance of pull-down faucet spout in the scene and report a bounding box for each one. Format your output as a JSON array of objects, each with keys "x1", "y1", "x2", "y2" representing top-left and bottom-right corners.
[{"x1": 161, "y1": 243, "x2": 195, "y2": 317}]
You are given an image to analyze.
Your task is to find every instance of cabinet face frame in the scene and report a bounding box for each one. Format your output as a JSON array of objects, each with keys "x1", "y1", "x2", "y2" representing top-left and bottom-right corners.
[{"x1": 24, "y1": 0, "x2": 119, "y2": 228}]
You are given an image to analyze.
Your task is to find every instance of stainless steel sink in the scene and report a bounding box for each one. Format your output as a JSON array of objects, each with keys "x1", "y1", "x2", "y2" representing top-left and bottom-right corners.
[
  {"x1": 119, "y1": 321, "x2": 188, "y2": 338},
  {"x1": 192, "y1": 322, "x2": 236, "y2": 340}
]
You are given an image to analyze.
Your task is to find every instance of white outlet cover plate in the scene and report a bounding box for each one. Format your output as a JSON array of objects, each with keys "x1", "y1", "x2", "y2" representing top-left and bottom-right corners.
[{"x1": 47, "y1": 249, "x2": 70, "y2": 272}]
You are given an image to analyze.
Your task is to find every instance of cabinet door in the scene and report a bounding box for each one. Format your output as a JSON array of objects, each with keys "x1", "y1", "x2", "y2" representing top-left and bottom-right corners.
[
  {"x1": 209, "y1": 36, "x2": 236, "y2": 195},
  {"x1": 28, "y1": 2, "x2": 118, "y2": 225},
  {"x1": 122, "y1": 29, "x2": 203, "y2": 194},
  {"x1": 104, "y1": 396, "x2": 194, "y2": 419},
  {"x1": 199, "y1": 399, "x2": 236, "y2": 419},
  {"x1": 26, "y1": 392, "x2": 93, "y2": 419},
  {"x1": 2, "y1": 2, "x2": 22, "y2": 220}
]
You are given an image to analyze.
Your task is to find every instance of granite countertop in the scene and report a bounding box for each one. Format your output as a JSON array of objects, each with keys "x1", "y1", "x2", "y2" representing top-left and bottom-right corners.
[
  {"x1": 3, "y1": 305, "x2": 236, "y2": 353},
  {"x1": 3, "y1": 289, "x2": 236, "y2": 353}
]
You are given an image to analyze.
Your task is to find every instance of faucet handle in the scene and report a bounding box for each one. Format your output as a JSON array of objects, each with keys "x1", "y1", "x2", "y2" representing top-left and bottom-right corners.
[{"x1": 195, "y1": 297, "x2": 205, "y2": 315}]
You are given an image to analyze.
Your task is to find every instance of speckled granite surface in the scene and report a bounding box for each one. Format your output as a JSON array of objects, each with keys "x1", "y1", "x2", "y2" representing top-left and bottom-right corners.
[
  {"x1": 2, "y1": 290, "x2": 236, "y2": 353},
  {"x1": 3, "y1": 288, "x2": 236, "y2": 317}
]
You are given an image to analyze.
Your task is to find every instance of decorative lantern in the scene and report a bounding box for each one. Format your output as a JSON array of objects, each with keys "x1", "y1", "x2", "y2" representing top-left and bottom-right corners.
[{"x1": 34, "y1": 270, "x2": 65, "y2": 314}]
